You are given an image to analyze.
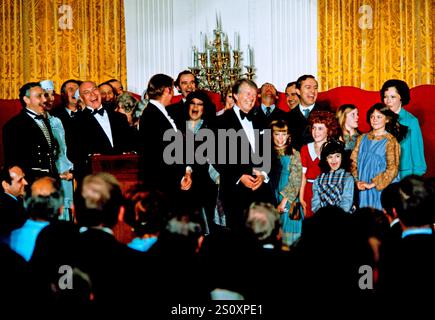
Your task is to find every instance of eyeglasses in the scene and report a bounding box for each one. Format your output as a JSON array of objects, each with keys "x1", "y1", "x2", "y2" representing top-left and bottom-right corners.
[{"x1": 189, "y1": 102, "x2": 204, "y2": 107}]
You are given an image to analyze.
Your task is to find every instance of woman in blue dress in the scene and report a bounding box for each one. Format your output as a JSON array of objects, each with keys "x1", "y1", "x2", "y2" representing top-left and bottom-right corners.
[
  {"x1": 269, "y1": 120, "x2": 302, "y2": 247},
  {"x1": 350, "y1": 103, "x2": 404, "y2": 210},
  {"x1": 381, "y1": 79, "x2": 426, "y2": 178}
]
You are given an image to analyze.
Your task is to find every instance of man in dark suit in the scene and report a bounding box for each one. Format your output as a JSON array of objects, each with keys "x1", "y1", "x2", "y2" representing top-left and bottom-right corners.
[
  {"x1": 216, "y1": 79, "x2": 273, "y2": 230},
  {"x1": 3, "y1": 82, "x2": 59, "y2": 182},
  {"x1": 75, "y1": 172, "x2": 143, "y2": 308},
  {"x1": 52, "y1": 79, "x2": 82, "y2": 163},
  {"x1": 166, "y1": 70, "x2": 198, "y2": 127},
  {"x1": 254, "y1": 82, "x2": 287, "y2": 129},
  {"x1": 0, "y1": 164, "x2": 28, "y2": 237},
  {"x1": 74, "y1": 81, "x2": 133, "y2": 180},
  {"x1": 379, "y1": 175, "x2": 434, "y2": 301},
  {"x1": 138, "y1": 74, "x2": 192, "y2": 199},
  {"x1": 287, "y1": 75, "x2": 330, "y2": 150}
]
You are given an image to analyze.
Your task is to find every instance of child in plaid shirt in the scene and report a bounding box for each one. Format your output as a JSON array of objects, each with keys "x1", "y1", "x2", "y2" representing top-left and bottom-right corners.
[{"x1": 312, "y1": 140, "x2": 355, "y2": 213}]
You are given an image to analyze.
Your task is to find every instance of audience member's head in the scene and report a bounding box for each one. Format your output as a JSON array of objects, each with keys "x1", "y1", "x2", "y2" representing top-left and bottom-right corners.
[
  {"x1": 1, "y1": 164, "x2": 28, "y2": 198},
  {"x1": 380, "y1": 182, "x2": 401, "y2": 223},
  {"x1": 295, "y1": 75, "x2": 318, "y2": 107},
  {"x1": 245, "y1": 202, "x2": 280, "y2": 246},
  {"x1": 75, "y1": 172, "x2": 124, "y2": 228},
  {"x1": 396, "y1": 175, "x2": 433, "y2": 228},
  {"x1": 24, "y1": 176, "x2": 63, "y2": 222},
  {"x1": 174, "y1": 70, "x2": 197, "y2": 98},
  {"x1": 285, "y1": 81, "x2": 299, "y2": 109},
  {"x1": 124, "y1": 188, "x2": 169, "y2": 238}
]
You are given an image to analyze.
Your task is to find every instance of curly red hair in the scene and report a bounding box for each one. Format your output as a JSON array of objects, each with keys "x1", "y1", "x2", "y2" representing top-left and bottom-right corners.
[{"x1": 308, "y1": 110, "x2": 340, "y2": 139}]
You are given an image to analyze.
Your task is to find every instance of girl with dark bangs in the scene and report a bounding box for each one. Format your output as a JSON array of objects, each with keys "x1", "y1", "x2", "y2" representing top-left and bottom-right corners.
[{"x1": 312, "y1": 140, "x2": 355, "y2": 213}]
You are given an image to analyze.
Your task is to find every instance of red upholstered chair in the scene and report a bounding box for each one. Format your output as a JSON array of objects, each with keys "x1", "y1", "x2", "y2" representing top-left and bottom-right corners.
[{"x1": 0, "y1": 99, "x2": 22, "y2": 164}]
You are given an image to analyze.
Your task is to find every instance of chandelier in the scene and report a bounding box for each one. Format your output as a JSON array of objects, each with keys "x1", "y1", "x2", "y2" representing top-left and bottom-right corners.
[{"x1": 189, "y1": 14, "x2": 255, "y2": 96}]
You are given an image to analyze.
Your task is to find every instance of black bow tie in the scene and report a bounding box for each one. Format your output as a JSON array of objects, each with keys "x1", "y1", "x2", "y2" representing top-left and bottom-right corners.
[
  {"x1": 92, "y1": 108, "x2": 105, "y2": 116},
  {"x1": 240, "y1": 110, "x2": 253, "y2": 121},
  {"x1": 34, "y1": 114, "x2": 45, "y2": 120},
  {"x1": 70, "y1": 111, "x2": 78, "y2": 118}
]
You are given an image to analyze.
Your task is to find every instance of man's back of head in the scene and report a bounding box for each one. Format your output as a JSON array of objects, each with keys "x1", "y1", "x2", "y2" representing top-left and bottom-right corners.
[
  {"x1": 75, "y1": 172, "x2": 123, "y2": 228},
  {"x1": 397, "y1": 175, "x2": 433, "y2": 228},
  {"x1": 24, "y1": 176, "x2": 63, "y2": 222}
]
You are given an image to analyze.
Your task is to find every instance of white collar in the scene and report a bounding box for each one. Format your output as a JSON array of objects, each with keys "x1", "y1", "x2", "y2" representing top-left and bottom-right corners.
[{"x1": 308, "y1": 142, "x2": 319, "y2": 161}]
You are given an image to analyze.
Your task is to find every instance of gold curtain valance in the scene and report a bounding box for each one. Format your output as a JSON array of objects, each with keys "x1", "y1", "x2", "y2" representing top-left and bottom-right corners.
[
  {"x1": 318, "y1": 0, "x2": 434, "y2": 91},
  {"x1": 0, "y1": 0, "x2": 126, "y2": 99}
]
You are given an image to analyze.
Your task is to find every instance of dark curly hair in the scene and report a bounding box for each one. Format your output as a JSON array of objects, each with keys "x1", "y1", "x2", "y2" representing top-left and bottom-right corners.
[
  {"x1": 380, "y1": 79, "x2": 410, "y2": 106},
  {"x1": 318, "y1": 139, "x2": 349, "y2": 173},
  {"x1": 308, "y1": 110, "x2": 340, "y2": 140}
]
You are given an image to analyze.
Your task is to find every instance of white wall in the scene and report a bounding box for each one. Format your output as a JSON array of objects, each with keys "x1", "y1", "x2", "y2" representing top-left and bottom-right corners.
[{"x1": 124, "y1": 0, "x2": 317, "y2": 95}]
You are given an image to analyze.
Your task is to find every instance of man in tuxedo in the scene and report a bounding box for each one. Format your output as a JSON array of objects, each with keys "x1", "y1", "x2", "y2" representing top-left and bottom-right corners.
[
  {"x1": 138, "y1": 73, "x2": 192, "y2": 200},
  {"x1": 254, "y1": 82, "x2": 287, "y2": 129},
  {"x1": 3, "y1": 82, "x2": 59, "y2": 182},
  {"x1": 216, "y1": 79, "x2": 273, "y2": 230},
  {"x1": 166, "y1": 70, "x2": 198, "y2": 127},
  {"x1": 380, "y1": 175, "x2": 434, "y2": 301},
  {"x1": 75, "y1": 81, "x2": 133, "y2": 180},
  {"x1": 0, "y1": 165, "x2": 28, "y2": 237},
  {"x1": 75, "y1": 172, "x2": 144, "y2": 308},
  {"x1": 287, "y1": 75, "x2": 330, "y2": 150}
]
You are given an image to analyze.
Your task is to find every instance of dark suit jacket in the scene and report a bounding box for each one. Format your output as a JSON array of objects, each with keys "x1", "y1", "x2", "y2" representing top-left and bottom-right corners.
[
  {"x1": 75, "y1": 107, "x2": 133, "y2": 178},
  {"x1": 380, "y1": 232, "x2": 435, "y2": 300},
  {"x1": 253, "y1": 105, "x2": 288, "y2": 129},
  {"x1": 51, "y1": 107, "x2": 81, "y2": 164},
  {"x1": 287, "y1": 103, "x2": 330, "y2": 150},
  {"x1": 166, "y1": 99, "x2": 186, "y2": 129},
  {"x1": 0, "y1": 192, "x2": 26, "y2": 235},
  {"x1": 2, "y1": 109, "x2": 57, "y2": 180},
  {"x1": 138, "y1": 102, "x2": 184, "y2": 195},
  {"x1": 76, "y1": 228, "x2": 144, "y2": 307},
  {"x1": 216, "y1": 108, "x2": 273, "y2": 229}
]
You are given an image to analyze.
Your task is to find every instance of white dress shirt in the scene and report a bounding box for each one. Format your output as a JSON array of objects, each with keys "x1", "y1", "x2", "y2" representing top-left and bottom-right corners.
[{"x1": 87, "y1": 106, "x2": 114, "y2": 147}]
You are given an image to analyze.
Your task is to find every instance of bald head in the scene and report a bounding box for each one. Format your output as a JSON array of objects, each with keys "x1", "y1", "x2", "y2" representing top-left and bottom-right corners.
[
  {"x1": 79, "y1": 81, "x2": 102, "y2": 109},
  {"x1": 31, "y1": 176, "x2": 57, "y2": 197}
]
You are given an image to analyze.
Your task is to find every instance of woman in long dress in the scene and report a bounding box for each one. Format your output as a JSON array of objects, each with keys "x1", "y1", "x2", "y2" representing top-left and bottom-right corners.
[
  {"x1": 350, "y1": 103, "x2": 404, "y2": 210},
  {"x1": 269, "y1": 120, "x2": 302, "y2": 247}
]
